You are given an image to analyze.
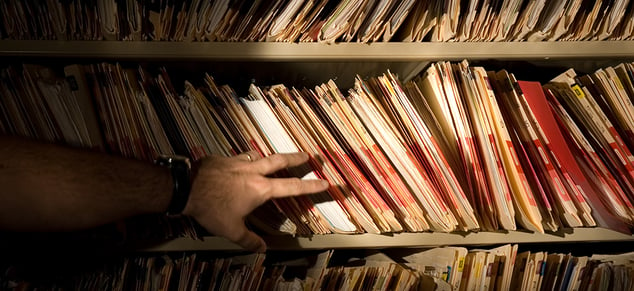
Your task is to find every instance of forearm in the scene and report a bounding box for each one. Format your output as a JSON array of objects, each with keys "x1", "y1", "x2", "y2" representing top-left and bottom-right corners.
[{"x1": 0, "y1": 136, "x2": 172, "y2": 231}]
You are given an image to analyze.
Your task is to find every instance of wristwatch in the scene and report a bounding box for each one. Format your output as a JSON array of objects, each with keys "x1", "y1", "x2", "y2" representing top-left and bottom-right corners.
[{"x1": 155, "y1": 154, "x2": 192, "y2": 216}]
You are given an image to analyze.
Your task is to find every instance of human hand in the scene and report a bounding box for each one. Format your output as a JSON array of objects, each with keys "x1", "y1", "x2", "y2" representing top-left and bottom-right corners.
[{"x1": 183, "y1": 151, "x2": 329, "y2": 252}]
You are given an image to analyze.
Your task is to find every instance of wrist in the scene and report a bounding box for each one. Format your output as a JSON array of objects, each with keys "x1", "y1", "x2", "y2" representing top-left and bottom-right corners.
[
  {"x1": 182, "y1": 158, "x2": 202, "y2": 218},
  {"x1": 155, "y1": 154, "x2": 193, "y2": 216}
]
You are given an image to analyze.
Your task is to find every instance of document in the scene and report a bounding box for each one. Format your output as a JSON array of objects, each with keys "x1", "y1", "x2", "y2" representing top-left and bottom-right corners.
[
  {"x1": 511, "y1": 0, "x2": 546, "y2": 40},
  {"x1": 318, "y1": 0, "x2": 366, "y2": 43},
  {"x1": 97, "y1": 0, "x2": 119, "y2": 40},
  {"x1": 518, "y1": 80, "x2": 596, "y2": 227},
  {"x1": 526, "y1": 0, "x2": 569, "y2": 41},
  {"x1": 388, "y1": 69, "x2": 482, "y2": 231},
  {"x1": 348, "y1": 77, "x2": 459, "y2": 232},
  {"x1": 266, "y1": 0, "x2": 307, "y2": 41},
  {"x1": 430, "y1": 0, "x2": 460, "y2": 41},
  {"x1": 397, "y1": 1, "x2": 437, "y2": 42},
  {"x1": 470, "y1": 65, "x2": 516, "y2": 230},
  {"x1": 268, "y1": 84, "x2": 382, "y2": 234},
  {"x1": 545, "y1": 70, "x2": 634, "y2": 232},
  {"x1": 59, "y1": 64, "x2": 106, "y2": 151},
  {"x1": 594, "y1": 0, "x2": 630, "y2": 40},
  {"x1": 486, "y1": 70, "x2": 544, "y2": 233},
  {"x1": 402, "y1": 246, "x2": 468, "y2": 290},
  {"x1": 242, "y1": 84, "x2": 361, "y2": 234},
  {"x1": 277, "y1": 85, "x2": 403, "y2": 233},
  {"x1": 312, "y1": 81, "x2": 431, "y2": 231}
]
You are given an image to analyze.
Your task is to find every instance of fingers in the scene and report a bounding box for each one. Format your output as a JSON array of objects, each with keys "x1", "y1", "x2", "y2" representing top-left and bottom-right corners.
[
  {"x1": 251, "y1": 152, "x2": 310, "y2": 175},
  {"x1": 264, "y1": 177, "x2": 330, "y2": 199},
  {"x1": 228, "y1": 225, "x2": 267, "y2": 253},
  {"x1": 236, "y1": 150, "x2": 261, "y2": 162},
  {"x1": 208, "y1": 151, "x2": 326, "y2": 254}
]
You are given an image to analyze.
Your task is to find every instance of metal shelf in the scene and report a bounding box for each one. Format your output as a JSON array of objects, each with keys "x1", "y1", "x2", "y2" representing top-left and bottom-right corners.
[
  {"x1": 1, "y1": 40, "x2": 633, "y2": 61},
  {"x1": 136, "y1": 228, "x2": 634, "y2": 252}
]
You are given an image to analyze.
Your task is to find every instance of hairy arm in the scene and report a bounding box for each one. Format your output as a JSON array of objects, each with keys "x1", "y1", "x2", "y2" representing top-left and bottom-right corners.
[
  {"x1": 0, "y1": 136, "x2": 172, "y2": 231},
  {"x1": 0, "y1": 136, "x2": 329, "y2": 252}
]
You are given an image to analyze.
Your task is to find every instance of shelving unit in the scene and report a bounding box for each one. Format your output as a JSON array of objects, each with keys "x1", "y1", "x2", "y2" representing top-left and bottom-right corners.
[
  {"x1": 5, "y1": 1, "x2": 634, "y2": 288},
  {"x1": 2, "y1": 39, "x2": 634, "y2": 253}
]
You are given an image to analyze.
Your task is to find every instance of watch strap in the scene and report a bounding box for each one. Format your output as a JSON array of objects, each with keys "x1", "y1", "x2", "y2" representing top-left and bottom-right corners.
[{"x1": 155, "y1": 155, "x2": 192, "y2": 216}]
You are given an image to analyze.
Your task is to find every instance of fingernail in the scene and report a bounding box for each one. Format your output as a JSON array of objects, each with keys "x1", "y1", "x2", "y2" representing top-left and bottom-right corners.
[{"x1": 321, "y1": 180, "x2": 330, "y2": 188}]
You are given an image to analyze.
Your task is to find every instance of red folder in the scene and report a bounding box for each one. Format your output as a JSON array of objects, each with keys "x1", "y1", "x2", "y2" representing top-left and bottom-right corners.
[{"x1": 518, "y1": 80, "x2": 630, "y2": 233}]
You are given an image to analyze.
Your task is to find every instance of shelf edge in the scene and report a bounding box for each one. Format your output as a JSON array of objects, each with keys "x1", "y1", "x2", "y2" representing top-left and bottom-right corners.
[
  {"x1": 134, "y1": 227, "x2": 634, "y2": 252},
  {"x1": 1, "y1": 41, "x2": 634, "y2": 61}
]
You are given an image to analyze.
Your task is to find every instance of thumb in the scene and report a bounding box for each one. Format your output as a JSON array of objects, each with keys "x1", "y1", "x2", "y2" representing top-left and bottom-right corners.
[{"x1": 229, "y1": 225, "x2": 267, "y2": 253}]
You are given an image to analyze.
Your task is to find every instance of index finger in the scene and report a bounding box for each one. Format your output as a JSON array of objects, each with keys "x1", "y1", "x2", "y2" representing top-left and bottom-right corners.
[
  {"x1": 263, "y1": 177, "x2": 330, "y2": 199},
  {"x1": 251, "y1": 152, "x2": 310, "y2": 175}
]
